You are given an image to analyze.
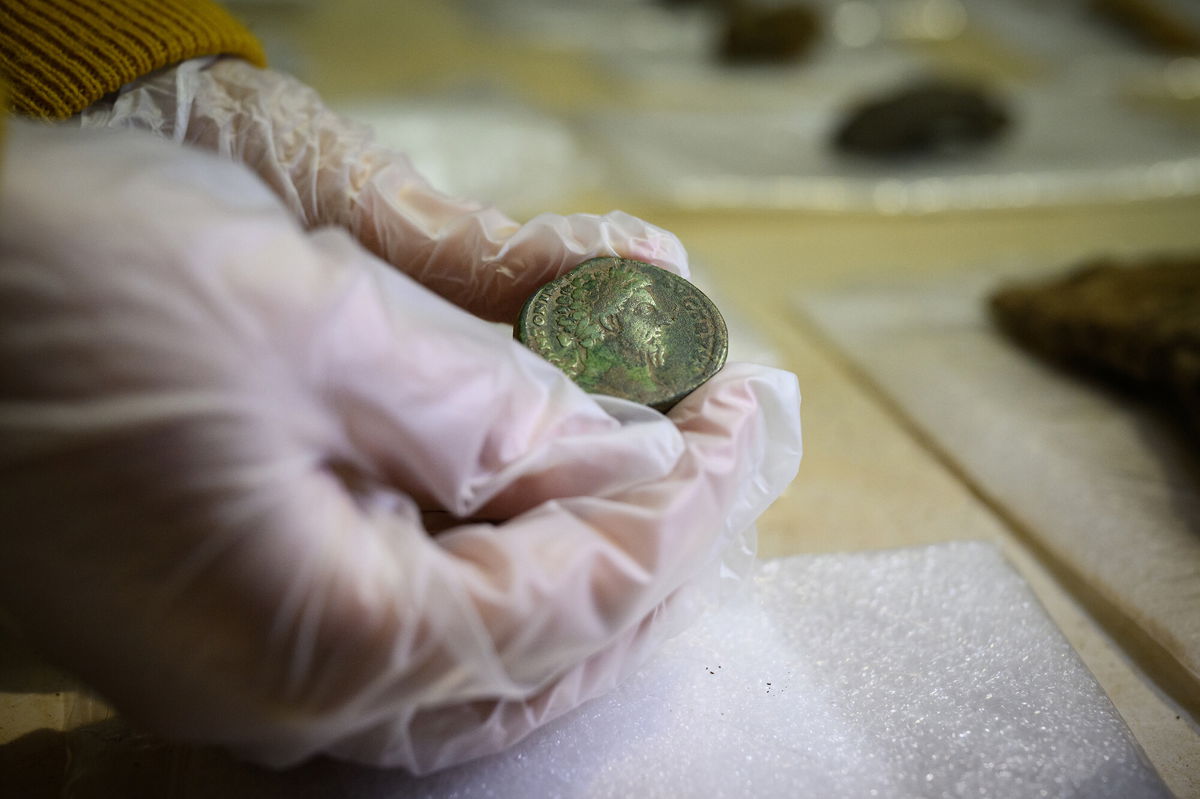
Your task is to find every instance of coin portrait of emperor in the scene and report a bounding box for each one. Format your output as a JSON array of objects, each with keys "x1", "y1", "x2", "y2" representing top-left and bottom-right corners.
[
  {"x1": 519, "y1": 256, "x2": 727, "y2": 410},
  {"x1": 565, "y1": 264, "x2": 677, "y2": 389}
]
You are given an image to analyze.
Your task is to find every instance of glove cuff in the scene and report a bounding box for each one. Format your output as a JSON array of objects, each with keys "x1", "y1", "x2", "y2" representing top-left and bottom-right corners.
[{"x1": 0, "y1": 0, "x2": 266, "y2": 120}]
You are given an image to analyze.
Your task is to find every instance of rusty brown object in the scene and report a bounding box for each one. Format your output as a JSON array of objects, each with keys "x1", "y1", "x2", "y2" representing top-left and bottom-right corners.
[{"x1": 989, "y1": 256, "x2": 1200, "y2": 437}]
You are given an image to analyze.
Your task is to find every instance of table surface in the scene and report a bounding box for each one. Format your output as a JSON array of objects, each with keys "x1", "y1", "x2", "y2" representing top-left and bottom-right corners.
[
  {"x1": 27, "y1": 0, "x2": 1200, "y2": 794},
  {"x1": 245, "y1": 1, "x2": 1200, "y2": 794}
]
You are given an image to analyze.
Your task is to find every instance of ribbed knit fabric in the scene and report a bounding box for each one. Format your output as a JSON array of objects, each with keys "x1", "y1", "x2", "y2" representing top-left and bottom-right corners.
[{"x1": 0, "y1": 0, "x2": 265, "y2": 119}]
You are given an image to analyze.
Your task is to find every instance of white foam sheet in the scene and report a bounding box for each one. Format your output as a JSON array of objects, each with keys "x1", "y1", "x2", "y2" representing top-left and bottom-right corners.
[
  {"x1": 0, "y1": 544, "x2": 1167, "y2": 797},
  {"x1": 798, "y1": 274, "x2": 1200, "y2": 714}
]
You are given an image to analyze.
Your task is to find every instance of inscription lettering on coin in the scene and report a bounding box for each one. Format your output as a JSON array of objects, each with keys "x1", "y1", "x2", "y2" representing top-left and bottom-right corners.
[{"x1": 516, "y1": 257, "x2": 728, "y2": 411}]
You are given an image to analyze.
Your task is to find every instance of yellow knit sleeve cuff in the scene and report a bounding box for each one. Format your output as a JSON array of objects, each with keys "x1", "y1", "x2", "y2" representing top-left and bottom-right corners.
[
  {"x1": 1, "y1": 0, "x2": 267, "y2": 120},
  {"x1": 0, "y1": 79, "x2": 8, "y2": 153}
]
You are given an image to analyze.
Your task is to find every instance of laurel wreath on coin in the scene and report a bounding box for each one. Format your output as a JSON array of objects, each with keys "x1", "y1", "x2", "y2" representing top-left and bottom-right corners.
[{"x1": 544, "y1": 264, "x2": 656, "y2": 379}]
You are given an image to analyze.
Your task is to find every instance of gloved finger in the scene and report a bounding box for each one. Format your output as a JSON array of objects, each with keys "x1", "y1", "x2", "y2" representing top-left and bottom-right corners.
[
  {"x1": 355, "y1": 197, "x2": 691, "y2": 324},
  {"x1": 153, "y1": 221, "x2": 796, "y2": 770},
  {"x1": 0, "y1": 269, "x2": 796, "y2": 775},
  {"x1": 0, "y1": 121, "x2": 801, "y2": 774},
  {"x1": 287, "y1": 230, "x2": 793, "y2": 526},
  {"x1": 256, "y1": 236, "x2": 802, "y2": 772},
  {"x1": 246, "y1": 228, "x2": 681, "y2": 516},
  {"x1": 109, "y1": 363, "x2": 798, "y2": 772},
  {"x1": 81, "y1": 58, "x2": 690, "y2": 323},
  {"x1": 336, "y1": 575, "x2": 712, "y2": 772}
]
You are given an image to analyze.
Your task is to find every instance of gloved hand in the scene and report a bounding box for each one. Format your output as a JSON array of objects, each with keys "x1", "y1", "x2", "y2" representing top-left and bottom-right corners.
[
  {"x1": 79, "y1": 57, "x2": 687, "y2": 323},
  {"x1": 0, "y1": 122, "x2": 802, "y2": 773}
]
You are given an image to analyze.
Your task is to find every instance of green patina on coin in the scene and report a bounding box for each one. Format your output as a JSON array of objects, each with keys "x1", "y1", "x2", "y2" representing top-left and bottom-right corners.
[{"x1": 516, "y1": 257, "x2": 729, "y2": 411}]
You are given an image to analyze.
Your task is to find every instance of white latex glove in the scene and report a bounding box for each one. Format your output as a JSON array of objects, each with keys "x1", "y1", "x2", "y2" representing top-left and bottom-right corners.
[
  {"x1": 0, "y1": 123, "x2": 801, "y2": 773},
  {"x1": 80, "y1": 57, "x2": 688, "y2": 324}
]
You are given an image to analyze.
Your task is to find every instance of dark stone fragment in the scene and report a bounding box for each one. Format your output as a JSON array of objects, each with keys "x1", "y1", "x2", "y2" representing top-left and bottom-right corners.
[
  {"x1": 834, "y1": 79, "x2": 1010, "y2": 159},
  {"x1": 718, "y1": 3, "x2": 821, "y2": 64}
]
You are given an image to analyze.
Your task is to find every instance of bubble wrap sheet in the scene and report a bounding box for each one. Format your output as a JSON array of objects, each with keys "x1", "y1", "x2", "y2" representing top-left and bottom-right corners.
[
  {"x1": 798, "y1": 274, "x2": 1200, "y2": 717},
  {"x1": 0, "y1": 543, "x2": 1166, "y2": 797}
]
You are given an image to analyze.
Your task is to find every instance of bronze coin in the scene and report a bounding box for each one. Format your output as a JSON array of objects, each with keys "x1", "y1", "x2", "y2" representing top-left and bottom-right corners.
[{"x1": 516, "y1": 257, "x2": 729, "y2": 411}]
